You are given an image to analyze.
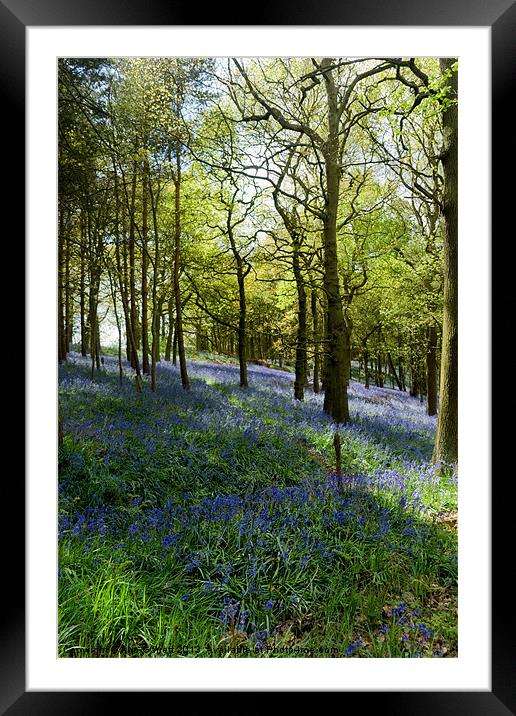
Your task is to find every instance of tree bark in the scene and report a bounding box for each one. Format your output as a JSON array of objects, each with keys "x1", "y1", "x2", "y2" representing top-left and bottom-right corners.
[
  {"x1": 433, "y1": 58, "x2": 458, "y2": 465},
  {"x1": 426, "y1": 324, "x2": 438, "y2": 416},
  {"x1": 173, "y1": 144, "x2": 189, "y2": 389},
  {"x1": 108, "y1": 269, "x2": 123, "y2": 386},
  {"x1": 293, "y1": 243, "x2": 307, "y2": 400},
  {"x1": 86, "y1": 205, "x2": 101, "y2": 378},
  {"x1": 95, "y1": 316, "x2": 101, "y2": 371},
  {"x1": 58, "y1": 208, "x2": 67, "y2": 363},
  {"x1": 236, "y1": 269, "x2": 248, "y2": 387},
  {"x1": 387, "y1": 351, "x2": 404, "y2": 391},
  {"x1": 154, "y1": 297, "x2": 163, "y2": 362},
  {"x1": 121, "y1": 205, "x2": 131, "y2": 362},
  {"x1": 363, "y1": 348, "x2": 370, "y2": 388},
  {"x1": 172, "y1": 323, "x2": 178, "y2": 366},
  {"x1": 64, "y1": 229, "x2": 73, "y2": 352},
  {"x1": 128, "y1": 162, "x2": 139, "y2": 369},
  {"x1": 165, "y1": 296, "x2": 174, "y2": 361},
  {"x1": 409, "y1": 346, "x2": 419, "y2": 397},
  {"x1": 148, "y1": 166, "x2": 160, "y2": 391},
  {"x1": 141, "y1": 164, "x2": 150, "y2": 376},
  {"x1": 89, "y1": 294, "x2": 97, "y2": 379},
  {"x1": 311, "y1": 291, "x2": 320, "y2": 393},
  {"x1": 397, "y1": 332, "x2": 406, "y2": 391},
  {"x1": 114, "y1": 162, "x2": 143, "y2": 391},
  {"x1": 398, "y1": 357, "x2": 406, "y2": 391},
  {"x1": 321, "y1": 60, "x2": 350, "y2": 424},
  {"x1": 376, "y1": 353, "x2": 384, "y2": 388},
  {"x1": 79, "y1": 211, "x2": 88, "y2": 356}
]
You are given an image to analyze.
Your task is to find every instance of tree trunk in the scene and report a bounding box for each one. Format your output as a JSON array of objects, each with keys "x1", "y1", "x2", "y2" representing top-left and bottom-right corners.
[
  {"x1": 89, "y1": 302, "x2": 97, "y2": 379},
  {"x1": 165, "y1": 297, "x2": 174, "y2": 361},
  {"x1": 141, "y1": 165, "x2": 150, "y2": 376},
  {"x1": 154, "y1": 298, "x2": 163, "y2": 363},
  {"x1": 293, "y1": 244, "x2": 306, "y2": 400},
  {"x1": 128, "y1": 162, "x2": 138, "y2": 369},
  {"x1": 79, "y1": 212, "x2": 88, "y2": 356},
  {"x1": 343, "y1": 317, "x2": 352, "y2": 393},
  {"x1": 320, "y1": 292, "x2": 328, "y2": 394},
  {"x1": 64, "y1": 230, "x2": 73, "y2": 352},
  {"x1": 173, "y1": 146, "x2": 189, "y2": 389},
  {"x1": 311, "y1": 291, "x2": 320, "y2": 393},
  {"x1": 363, "y1": 348, "x2": 370, "y2": 389},
  {"x1": 409, "y1": 346, "x2": 419, "y2": 397},
  {"x1": 114, "y1": 162, "x2": 143, "y2": 391},
  {"x1": 387, "y1": 351, "x2": 404, "y2": 391},
  {"x1": 257, "y1": 331, "x2": 263, "y2": 361},
  {"x1": 148, "y1": 167, "x2": 160, "y2": 391},
  {"x1": 426, "y1": 324, "x2": 438, "y2": 416},
  {"x1": 108, "y1": 270, "x2": 123, "y2": 386},
  {"x1": 236, "y1": 268, "x2": 248, "y2": 388},
  {"x1": 161, "y1": 311, "x2": 167, "y2": 345},
  {"x1": 58, "y1": 208, "x2": 67, "y2": 363},
  {"x1": 321, "y1": 62, "x2": 349, "y2": 424},
  {"x1": 172, "y1": 324, "x2": 178, "y2": 366},
  {"x1": 87, "y1": 209, "x2": 101, "y2": 379},
  {"x1": 121, "y1": 206, "x2": 131, "y2": 362},
  {"x1": 399, "y1": 357, "x2": 406, "y2": 391},
  {"x1": 376, "y1": 353, "x2": 384, "y2": 388},
  {"x1": 433, "y1": 58, "x2": 458, "y2": 466},
  {"x1": 397, "y1": 332, "x2": 406, "y2": 391},
  {"x1": 95, "y1": 323, "x2": 101, "y2": 371}
]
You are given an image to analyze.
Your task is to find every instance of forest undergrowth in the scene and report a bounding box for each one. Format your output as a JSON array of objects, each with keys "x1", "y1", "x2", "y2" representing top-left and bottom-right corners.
[{"x1": 58, "y1": 353, "x2": 457, "y2": 658}]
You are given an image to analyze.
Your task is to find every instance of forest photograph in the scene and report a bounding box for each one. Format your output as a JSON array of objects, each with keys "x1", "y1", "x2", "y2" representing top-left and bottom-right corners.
[{"x1": 57, "y1": 55, "x2": 458, "y2": 659}]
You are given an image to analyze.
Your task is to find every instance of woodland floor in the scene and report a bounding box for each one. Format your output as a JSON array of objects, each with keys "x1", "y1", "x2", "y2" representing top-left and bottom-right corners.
[{"x1": 58, "y1": 352, "x2": 458, "y2": 658}]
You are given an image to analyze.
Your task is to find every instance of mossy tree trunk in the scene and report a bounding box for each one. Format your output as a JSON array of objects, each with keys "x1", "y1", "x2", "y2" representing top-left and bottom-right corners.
[{"x1": 433, "y1": 58, "x2": 458, "y2": 465}]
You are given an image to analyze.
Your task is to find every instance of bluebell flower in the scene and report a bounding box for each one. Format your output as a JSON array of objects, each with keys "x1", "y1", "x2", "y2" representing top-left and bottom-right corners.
[{"x1": 344, "y1": 638, "x2": 363, "y2": 656}]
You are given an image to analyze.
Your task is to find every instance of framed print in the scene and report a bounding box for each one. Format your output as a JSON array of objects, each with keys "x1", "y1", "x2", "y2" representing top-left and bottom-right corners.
[{"x1": 4, "y1": 0, "x2": 509, "y2": 711}]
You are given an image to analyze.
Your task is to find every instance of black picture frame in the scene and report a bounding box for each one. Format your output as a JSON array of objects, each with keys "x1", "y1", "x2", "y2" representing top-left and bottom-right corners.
[{"x1": 6, "y1": 0, "x2": 508, "y2": 712}]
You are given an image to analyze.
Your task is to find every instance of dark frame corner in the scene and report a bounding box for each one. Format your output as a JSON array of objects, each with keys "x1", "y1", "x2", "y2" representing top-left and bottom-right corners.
[{"x1": 7, "y1": 0, "x2": 511, "y2": 712}]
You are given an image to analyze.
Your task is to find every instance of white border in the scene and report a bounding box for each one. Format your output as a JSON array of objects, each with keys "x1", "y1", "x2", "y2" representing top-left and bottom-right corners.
[{"x1": 27, "y1": 26, "x2": 491, "y2": 691}]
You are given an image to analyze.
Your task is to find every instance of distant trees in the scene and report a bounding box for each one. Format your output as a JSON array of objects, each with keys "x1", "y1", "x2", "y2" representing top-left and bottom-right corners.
[
  {"x1": 58, "y1": 59, "x2": 111, "y2": 374},
  {"x1": 227, "y1": 56, "x2": 452, "y2": 425},
  {"x1": 58, "y1": 56, "x2": 458, "y2": 465},
  {"x1": 230, "y1": 57, "x2": 391, "y2": 423},
  {"x1": 188, "y1": 171, "x2": 257, "y2": 389}
]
